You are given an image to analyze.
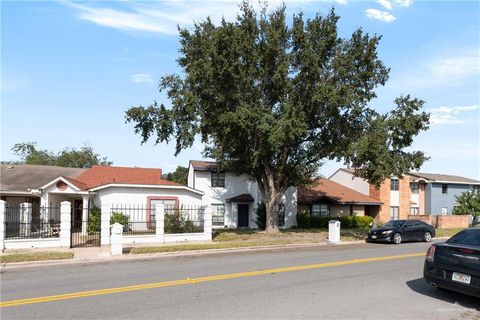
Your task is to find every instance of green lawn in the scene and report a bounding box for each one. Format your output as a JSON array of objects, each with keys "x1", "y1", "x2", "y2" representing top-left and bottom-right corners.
[
  {"x1": 435, "y1": 228, "x2": 464, "y2": 238},
  {"x1": 0, "y1": 251, "x2": 74, "y2": 263},
  {"x1": 130, "y1": 228, "x2": 369, "y2": 254}
]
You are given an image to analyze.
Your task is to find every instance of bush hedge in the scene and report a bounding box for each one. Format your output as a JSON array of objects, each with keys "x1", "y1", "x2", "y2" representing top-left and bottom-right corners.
[{"x1": 297, "y1": 212, "x2": 373, "y2": 229}]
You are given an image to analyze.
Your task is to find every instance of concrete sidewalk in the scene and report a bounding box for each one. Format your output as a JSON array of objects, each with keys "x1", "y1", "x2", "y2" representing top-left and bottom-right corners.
[{"x1": 1, "y1": 240, "x2": 370, "y2": 270}]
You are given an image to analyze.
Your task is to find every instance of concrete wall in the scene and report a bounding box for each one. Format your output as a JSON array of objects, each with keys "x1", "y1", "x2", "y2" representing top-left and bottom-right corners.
[
  {"x1": 329, "y1": 170, "x2": 369, "y2": 195},
  {"x1": 427, "y1": 183, "x2": 473, "y2": 215}
]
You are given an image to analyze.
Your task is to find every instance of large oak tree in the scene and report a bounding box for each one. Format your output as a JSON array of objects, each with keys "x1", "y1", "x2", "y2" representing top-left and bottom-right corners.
[{"x1": 126, "y1": 3, "x2": 429, "y2": 232}]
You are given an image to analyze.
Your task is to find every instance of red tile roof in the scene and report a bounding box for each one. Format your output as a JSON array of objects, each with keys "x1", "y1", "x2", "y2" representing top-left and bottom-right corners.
[
  {"x1": 74, "y1": 166, "x2": 181, "y2": 189},
  {"x1": 298, "y1": 179, "x2": 382, "y2": 205}
]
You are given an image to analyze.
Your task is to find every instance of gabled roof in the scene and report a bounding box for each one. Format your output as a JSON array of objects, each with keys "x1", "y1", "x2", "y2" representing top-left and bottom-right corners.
[
  {"x1": 298, "y1": 179, "x2": 382, "y2": 206},
  {"x1": 409, "y1": 172, "x2": 480, "y2": 185},
  {"x1": 0, "y1": 164, "x2": 86, "y2": 194},
  {"x1": 190, "y1": 160, "x2": 220, "y2": 171},
  {"x1": 74, "y1": 166, "x2": 179, "y2": 189}
]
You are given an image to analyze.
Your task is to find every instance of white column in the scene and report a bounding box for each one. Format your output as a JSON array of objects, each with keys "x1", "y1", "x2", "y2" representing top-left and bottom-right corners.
[
  {"x1": 155, "y1": 204, "x2": 165, "y2": 243},
  {"x1": 110, "y1": 223, "x2": 123, "y2": 255},
  {"x1": 81, "y1": 195, "x2": 89, "y2": 235},
  {"x1": 59, "y1": 201, "x2": 71, "y2": 248},
  {"x1": 0, "y1": 200, "x2": 6, "y2": 251},
  {"x1": 203, "y1": 206, "x2": 213, "y2": 241},
  {"x1": 101, "y1": 204, "x2": 111, "y2": 246},
  {"x1": 21, "y1": 202, "x2": 32, "y2": 237}
]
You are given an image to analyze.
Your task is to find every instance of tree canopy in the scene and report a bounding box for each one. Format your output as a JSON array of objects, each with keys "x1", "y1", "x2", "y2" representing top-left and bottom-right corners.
[
  {"x1": 162, "y1": 166, "x2": 188, "y2": 184},
  {"x1": 125, "y1": 3, "x2": 429, "y2": 232},
  {"x1": 453, "y1": 190, "x2": 480, "y2": 218},
  {"x1": 11, "y1": 142, "x2": 112, "y2": 168}
]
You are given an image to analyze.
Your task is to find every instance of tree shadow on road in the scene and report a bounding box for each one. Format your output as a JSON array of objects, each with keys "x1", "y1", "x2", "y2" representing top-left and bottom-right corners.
[{"x1": 406, "y1": 278, "x2": 479, "y2": 310}]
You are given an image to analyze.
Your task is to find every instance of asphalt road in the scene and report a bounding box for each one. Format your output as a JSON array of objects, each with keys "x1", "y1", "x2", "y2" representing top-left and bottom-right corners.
[{"x1": 1, "y1": 241, "x2": 479, "y2": 320}]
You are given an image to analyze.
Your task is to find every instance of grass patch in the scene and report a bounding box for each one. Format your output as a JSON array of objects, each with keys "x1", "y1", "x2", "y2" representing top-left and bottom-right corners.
[
  {"x1": 0, "y1": 252, "x2": 73, "y2": 263},
  {"x1": 435, "y1": 228, "x2": 465, "y2": 238},
  {"x1": 130, "y1": 239, "x2": 318, "y2": 254},
  {"x1": 131, "y1": 228, "x2": 370, "y2": 254}
]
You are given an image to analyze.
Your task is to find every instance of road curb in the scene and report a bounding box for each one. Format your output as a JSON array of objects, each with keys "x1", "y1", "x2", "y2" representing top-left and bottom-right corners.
[
  {"x1": 1, "y1": 237, "x2": 448, "y2": 270},
  {"x1": 1, "y1": 240, "x2": 368, "y2": 270}
]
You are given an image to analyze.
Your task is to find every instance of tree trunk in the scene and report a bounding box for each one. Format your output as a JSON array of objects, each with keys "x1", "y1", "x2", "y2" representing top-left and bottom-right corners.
[{"x1": 264, "y1": 189, "x2": 281, "y2": 233}]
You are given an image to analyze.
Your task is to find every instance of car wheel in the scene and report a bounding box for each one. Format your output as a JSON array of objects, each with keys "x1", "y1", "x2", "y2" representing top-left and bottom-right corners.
[
  {"x1": 392, "y1": 233, "x2": 402, "y2": 244},
  {"x1": 424, "y1": 231, "x2": 432, "y2": 242}
]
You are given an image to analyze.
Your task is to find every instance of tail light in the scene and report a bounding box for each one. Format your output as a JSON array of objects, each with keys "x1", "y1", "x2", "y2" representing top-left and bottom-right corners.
[{"x1": 426, "y1": 245, "x2": 436, "y2": 262}]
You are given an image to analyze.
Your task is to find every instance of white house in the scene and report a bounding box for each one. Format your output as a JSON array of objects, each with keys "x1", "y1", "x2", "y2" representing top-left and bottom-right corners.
[{"x1": 187, "y1": 160, "x2": 297, "y2": 229}]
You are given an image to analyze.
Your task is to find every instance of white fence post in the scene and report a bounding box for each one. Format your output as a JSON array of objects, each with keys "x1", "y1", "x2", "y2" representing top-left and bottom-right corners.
[
  {"x1": 101, "y1": 204, "x2": 111, "y2": 246},
  {"x1": 110, "y1": 223, "x2": 123, "y2": 255},
  {"x1": 21, "y1": 202, "x2": 32, "y2": 237},
  {"x1": 155, "y1": 204, "x2": 165, "y2": 243},
  {"x1": 59, "y1": 201, "x2": 71, "y2": 248},
  {"x1": 0, "y1": 200, "x2": 6, "y2": 251},
  {"x1": 203, "y1": 206, "x2": 213, "y2": 241}
]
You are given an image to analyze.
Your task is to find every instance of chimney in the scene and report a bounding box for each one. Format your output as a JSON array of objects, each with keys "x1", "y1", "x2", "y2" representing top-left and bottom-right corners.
[{"x1": 159, "y1": 169, "x2": 162, "y2": 178}]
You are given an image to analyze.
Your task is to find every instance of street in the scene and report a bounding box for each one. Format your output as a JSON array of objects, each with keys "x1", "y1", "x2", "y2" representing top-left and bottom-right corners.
[{"x1": 1, "y1": 241, "x2": 479, "y2": 319}]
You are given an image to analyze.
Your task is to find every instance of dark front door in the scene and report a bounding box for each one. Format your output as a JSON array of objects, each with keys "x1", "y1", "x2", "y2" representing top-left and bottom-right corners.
[{"x1": 238, "y1": 204, "x2": 249, "y2": 228}]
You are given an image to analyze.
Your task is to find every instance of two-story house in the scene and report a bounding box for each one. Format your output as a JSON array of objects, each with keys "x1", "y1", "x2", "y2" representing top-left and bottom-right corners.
[
  {"x1": 329, "y1": 168, "x2": 480, "y2": 222},
  {"x1": 187, "y1": 161, "x2": 297, "y2": 228}
]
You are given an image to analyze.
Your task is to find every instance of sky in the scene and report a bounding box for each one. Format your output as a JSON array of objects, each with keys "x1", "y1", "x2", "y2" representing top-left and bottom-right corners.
[{"x1": 1, "y1": 0, "x2": 479, "y2": 179}]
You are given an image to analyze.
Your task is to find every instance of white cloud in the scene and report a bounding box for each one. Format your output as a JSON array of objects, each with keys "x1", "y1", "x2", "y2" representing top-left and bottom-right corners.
[
  {"x1": 131, "y1": 73, "x2": 153, "y2": 83},
  {"x1": 365, "y1": 8, "x2": 396, "y2": 22},
  {"x1": 377, "y1": 0, "x2": 393, "y2": 10},
  {"x1": 392, "y1": 49, "x2": 480, "y2": 89},
  {"x1": 429, "y1": 105, "x2": 479, "y2": 125},
  {"x1": 395, "y1": 0, "x2": 413, "y2": 7},
  {"x1": 62, "y1": 1, "x2": 352, "y2": 35},
  {"x1": 428, "y1": 53, "x2": 480, "y2": 83}
]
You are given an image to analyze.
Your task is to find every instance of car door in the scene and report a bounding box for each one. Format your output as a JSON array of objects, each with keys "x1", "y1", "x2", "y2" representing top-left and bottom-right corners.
[{"x1": 401, "y1": 221, "x2": 416, "y2": 241}]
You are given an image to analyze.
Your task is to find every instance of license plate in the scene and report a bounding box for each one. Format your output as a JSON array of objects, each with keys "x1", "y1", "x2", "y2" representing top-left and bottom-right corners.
[
  {"x1": 452, "y1": 272, "x2": 471, "y2": 284},
  {"x1": 371, "y1": 235, "x2": 377, "y2": 239}
]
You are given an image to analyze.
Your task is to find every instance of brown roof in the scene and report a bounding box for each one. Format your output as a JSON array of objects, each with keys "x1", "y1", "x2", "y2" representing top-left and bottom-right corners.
[
  {"x1": 226, "y1": 194, "x2": 255, "y2": 203},
  {"x1": 298, "y1": 179, "x2": 382, "y2": 206},
  {"x1": 190, "y1": 160, "x2": 220, "y2": 171},
  {"x1": 0, "y1": 164, "x2": 87, "y2": 194},
  {"x1": 75, "y1": 166, "x2": 180, "y2": 189},
  {"x1": 409, "y1": 172, "x2": 480, "y2": 184}
]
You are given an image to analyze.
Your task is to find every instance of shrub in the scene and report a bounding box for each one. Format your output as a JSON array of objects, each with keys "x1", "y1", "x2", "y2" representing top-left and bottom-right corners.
[
  {"x1": 296, "y1": 212, "x2": 374, "y2": 229},
  {"x1": 87, "y1": 206, "x2": 101, "y2": 235},
  {"x1": 254, "y1": 202, "x2": 266, "y2": 230},
  {"x1": 110, "y1": 212, "x2": 130, "y2": 230},
  {"x1": 164, "y1": 209, "x2": 203, "y2": 233}
]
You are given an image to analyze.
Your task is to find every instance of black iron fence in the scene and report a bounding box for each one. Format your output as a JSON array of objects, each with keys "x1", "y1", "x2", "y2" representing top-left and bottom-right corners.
[
  {"x1": 110, "y1": 204, "x2": 155, "y2": 236},
  {"x1": 5, "y1": 205, "x2": 61, "y2": 239},
  {"x1": 164, "y1": 205, "x2": 204, "y2": 234}
]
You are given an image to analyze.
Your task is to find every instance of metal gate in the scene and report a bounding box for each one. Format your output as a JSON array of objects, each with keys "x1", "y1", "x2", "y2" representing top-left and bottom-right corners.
[
  {"x1": 70, "y1": 204, "x2": 100, "y2": 248},
  {"x1": 71, "y1": 220, "x2": 100, "y2": 247}
]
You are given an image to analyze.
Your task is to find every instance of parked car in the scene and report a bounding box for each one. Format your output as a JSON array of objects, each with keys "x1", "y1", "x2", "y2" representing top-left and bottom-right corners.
[
  {"x1": 366, "y1": 219, "x2": 435, "y2": 244},
  {"x1": 423, "y1": 228, "x2": 480, "y2": 298}
]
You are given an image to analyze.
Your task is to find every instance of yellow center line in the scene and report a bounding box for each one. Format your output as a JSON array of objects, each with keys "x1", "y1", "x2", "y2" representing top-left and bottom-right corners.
[{"x1": 0, "y1": 252, "x2": 425, "y2": 308}]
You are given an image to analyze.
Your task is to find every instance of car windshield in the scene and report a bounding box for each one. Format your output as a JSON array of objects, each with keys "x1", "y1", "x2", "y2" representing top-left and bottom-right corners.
[
  {"x1": 382, "y1": 220, "x2": 405, "y2": 228},
  {"x1": 447, "y1": 229, "x2": 480, "y2": 247}
]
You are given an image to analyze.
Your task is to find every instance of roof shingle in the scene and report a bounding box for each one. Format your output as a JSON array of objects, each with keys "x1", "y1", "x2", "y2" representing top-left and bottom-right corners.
[
  {"x1": 74, "y1": 166, "x2": 181, "y2": 189},
  {"x1": 298, "y1": 179, "x2": 382, "y2": 205}
]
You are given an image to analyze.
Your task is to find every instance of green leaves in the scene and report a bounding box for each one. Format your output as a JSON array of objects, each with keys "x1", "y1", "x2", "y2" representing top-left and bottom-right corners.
[
  {"x1": 11, "y1": 142, "x2": 112, "y2": 168},
  {"x1": 125, "y1": 2, "x2": 430, "y2": 228},
  {"x1": 453, "y1": 191, "x2": 480, "y2": 217}
]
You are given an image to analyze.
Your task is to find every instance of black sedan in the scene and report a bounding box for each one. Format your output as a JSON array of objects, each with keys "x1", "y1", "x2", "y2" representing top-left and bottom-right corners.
[
  {"x1": 423, "y1": 228, "x2": 480, "y2": 298},
  {"x1": 366, "y1": 219, "x2": 435, "y2": 244}
]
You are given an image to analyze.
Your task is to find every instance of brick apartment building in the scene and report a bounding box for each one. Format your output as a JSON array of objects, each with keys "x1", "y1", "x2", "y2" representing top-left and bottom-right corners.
[{"x1": 329, "y1": 168, "x2": 480, "y2": 222}]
